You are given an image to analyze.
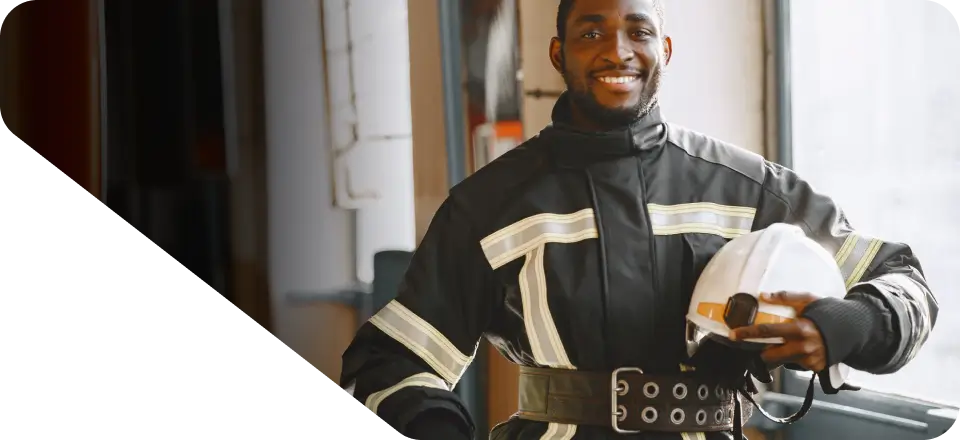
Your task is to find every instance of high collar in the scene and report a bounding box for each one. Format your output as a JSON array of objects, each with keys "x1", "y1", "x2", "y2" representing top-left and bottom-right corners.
[{"x1": 539, "y1": 92, "x2": 668, "y2": 167}]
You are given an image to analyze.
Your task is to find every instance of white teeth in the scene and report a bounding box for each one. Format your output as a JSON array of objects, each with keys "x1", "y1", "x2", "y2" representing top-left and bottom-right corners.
[{"x1": 599, "y1": 76, "x2": 639, "y2": 84}]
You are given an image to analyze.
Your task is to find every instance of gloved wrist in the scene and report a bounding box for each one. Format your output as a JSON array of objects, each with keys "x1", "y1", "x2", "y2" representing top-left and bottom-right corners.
[{"x1": 801, "y1": 294, "x2": 881, "y2": 367}]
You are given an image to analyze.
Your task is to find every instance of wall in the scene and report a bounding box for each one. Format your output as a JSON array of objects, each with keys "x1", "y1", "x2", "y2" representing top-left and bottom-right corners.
[
  {"x1": 321, "y1": 0, "x2": 418, "y2": 284},
  {"x1": 408, "y1": 0, "x2": 451, "y2": 241},
  {"x1": 262, "y1": 0, "x2": 358, "y2": 381}
]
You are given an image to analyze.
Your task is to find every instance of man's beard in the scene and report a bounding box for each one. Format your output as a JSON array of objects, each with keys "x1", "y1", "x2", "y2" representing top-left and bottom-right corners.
[{"x1": 563, "y1": 64, "x2": 663, "y2": 130}]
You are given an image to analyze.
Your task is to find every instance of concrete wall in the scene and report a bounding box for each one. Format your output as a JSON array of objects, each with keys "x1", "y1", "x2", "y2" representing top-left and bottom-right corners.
[{"x1": 262, "y1": 0, "x2": 358, "y2": 380}]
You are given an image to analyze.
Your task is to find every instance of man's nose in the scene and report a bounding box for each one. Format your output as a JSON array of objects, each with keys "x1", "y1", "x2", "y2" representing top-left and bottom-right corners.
[{"x1": 602, "y1": 32, "x2": 635, "y2": 65}]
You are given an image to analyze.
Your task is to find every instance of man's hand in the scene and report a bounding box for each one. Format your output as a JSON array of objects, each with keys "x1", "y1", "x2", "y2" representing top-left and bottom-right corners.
[{"x1": 730, "y1": 291, "x2": 827, "y2": 373}]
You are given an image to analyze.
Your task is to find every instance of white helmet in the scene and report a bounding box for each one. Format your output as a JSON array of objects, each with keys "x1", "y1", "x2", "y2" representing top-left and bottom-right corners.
[{"x1": 685, "y1": 223, "x2": 851, "y2": 389}]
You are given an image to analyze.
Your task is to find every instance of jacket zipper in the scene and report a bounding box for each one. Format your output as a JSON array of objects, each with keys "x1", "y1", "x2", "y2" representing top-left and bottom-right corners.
[{"x1": 633, "y1": 135, "x2": 661, "y2": 359}]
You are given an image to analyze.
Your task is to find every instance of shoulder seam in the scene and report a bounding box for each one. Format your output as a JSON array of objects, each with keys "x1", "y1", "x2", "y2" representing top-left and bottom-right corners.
[{"x1": 664, "y1": 139, "x2": 765, "y2": 186}]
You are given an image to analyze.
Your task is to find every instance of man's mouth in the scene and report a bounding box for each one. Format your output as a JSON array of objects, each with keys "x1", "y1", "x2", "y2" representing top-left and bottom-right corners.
[
  {"x1": 593, "y1": 72, "x2": 643, "y2": 93},
  {"x1": 596, "y1": 75, "x2": 641, "y2": 85}
]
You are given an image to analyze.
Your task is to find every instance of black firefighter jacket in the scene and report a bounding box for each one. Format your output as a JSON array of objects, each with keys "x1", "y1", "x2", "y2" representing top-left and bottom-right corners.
[{"x1": 340, "y1": 95, "x2": 939, "y2": 440}]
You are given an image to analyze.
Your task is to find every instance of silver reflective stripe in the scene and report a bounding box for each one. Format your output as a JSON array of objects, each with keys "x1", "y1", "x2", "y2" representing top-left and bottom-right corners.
[
  {"x1": 481, "y1": 209, "x2": 597, "y2": 270},
  {"x1": 872, "y1": 273, "x2": 932, "y2": 361},
  {"x1": 540, "y1": 423, "x2": 577, "y2": 440},
  {"x1": 834, "y1": 233, "x2": 883, "y2": 289},
  {"x1": 369, "y1": 300, "x2": 473, "y2": 386},
  {"x1": 481, "y1": 210, "x2": 597, "y2": 370},
  {"x1": 681, "y1": 434, "x2": 706, "y2": 440},
  {"x1": 647, "y1": 203, "x2": 756, "y2": 239},
  {"x1": 364, "y1": 373, "x2": 449, "y2": 413},
  {"x1": 520, "y1": 245, "x2": 573, "y2": 368}
]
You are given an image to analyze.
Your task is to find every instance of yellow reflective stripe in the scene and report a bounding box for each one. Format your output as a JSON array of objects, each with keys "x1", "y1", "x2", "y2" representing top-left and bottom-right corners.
[
  {"x1": 481, "y1": 209, "x2": 597, "y2": 270},
  {"x1": 647, "y1": 203, "x2": 756, "y2": 239},
  {"x1": 369, "y1": 300, "x2": 473, "y2": 386},
  {"x1": 364, "y1": 373, "x2": 448, "y2": 413},
  {"x1": 833, "y1": 233, "x2": 883, "y2": 289},
  {"x1": 481, "y1": 211, "x2": 599, "y2": 370},
  {"x1": 540, "y1": 423, "x2": 577, "y2": 440}
]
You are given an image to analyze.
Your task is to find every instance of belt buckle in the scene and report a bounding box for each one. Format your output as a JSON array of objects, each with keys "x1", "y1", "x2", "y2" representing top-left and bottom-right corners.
[{"x1": 611, "y1": 367, "x2": 644, "y2": 434}]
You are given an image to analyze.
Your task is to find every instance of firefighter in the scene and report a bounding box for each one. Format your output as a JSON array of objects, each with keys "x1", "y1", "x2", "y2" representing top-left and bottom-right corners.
[{"x1": 339, "y1": 0, "x2": 938, "y2": 438}]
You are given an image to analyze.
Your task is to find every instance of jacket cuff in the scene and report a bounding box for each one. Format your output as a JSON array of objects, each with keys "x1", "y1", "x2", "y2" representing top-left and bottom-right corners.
[
  {"x1": 404, "y1": 409, "x2": 472, "y2": 440},
  {"x1": 801, "y1": 293, "x2": 883, "y2": 367}
]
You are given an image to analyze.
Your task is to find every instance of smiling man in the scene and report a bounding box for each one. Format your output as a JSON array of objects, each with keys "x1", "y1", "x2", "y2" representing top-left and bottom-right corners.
[{"x1": 339, "y1": 0, "x2": 939, "y2": 439}]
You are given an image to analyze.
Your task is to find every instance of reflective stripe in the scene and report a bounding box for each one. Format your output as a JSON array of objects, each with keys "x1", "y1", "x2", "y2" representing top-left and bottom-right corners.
[
  {"x1": 481, "y1": 210, "x2": 597, "y2": 370},
  {"x1": 520, "y1": 245, "x2": 573, "y2": 368},
  {"x1": 647, "y1": 203, "x2": 756, "y2": 239},
  {"x1": 540, "y1": 423, "x2": 577, "y2": 440},
  {"x1": 369, "y1": 300, "x2": 473, "y2": 386},
  {"x1": 364, "y1": 373, "x2": 448, "y2": 413},
  {"x1": 834, "y1": 233, "x2": 883, "y2": 289},
  {"x1": 874, "y1": 273, "x2": 933, "y2": 360},
  {"x1": 481, "y1": 209, "x2": 597, "y2": 270}
]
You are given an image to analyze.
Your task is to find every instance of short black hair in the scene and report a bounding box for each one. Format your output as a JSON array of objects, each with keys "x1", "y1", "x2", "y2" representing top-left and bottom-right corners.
[{"x1": 556, "y1": 0, "x2": 665, "y2": 42}]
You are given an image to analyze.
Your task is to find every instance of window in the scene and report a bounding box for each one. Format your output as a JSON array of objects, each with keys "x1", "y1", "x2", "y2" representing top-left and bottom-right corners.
[{"x1": 788, "y1": 0, "x2": 960, "y2": 406}]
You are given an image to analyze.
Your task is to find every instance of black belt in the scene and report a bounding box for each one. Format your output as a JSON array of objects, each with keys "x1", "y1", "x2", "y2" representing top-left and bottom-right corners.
[{"x1": 517, "y1": 366, "x2": 739, "y2": 434}]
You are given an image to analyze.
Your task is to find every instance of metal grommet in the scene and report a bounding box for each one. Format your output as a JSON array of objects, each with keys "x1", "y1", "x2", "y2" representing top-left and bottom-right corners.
[
  {"x1": 673, "y1": 383, "x2": 688, "y2": 400},
  {"x1": 696, "y1": 409, "x2": 707, "y2": 425},
  {"x1": 715, "y1": 409, "x2": 724, "y2": 423},
  {"x1": 616, "y1": 379, "x2": 629, "y2": 396},
  {"x1": 715, "y1": 385, "x2": 724, "y2": 399},
  {"x1": 641, "y1": 406, "x2": 658, "y2": 424},
  {"x1": 697, "y1": 384, "x2": 709, "y2": 400},
  {"x1": 615, "y1": 405, "x2": 627, "y2": 422},
  {"x1": 643, "y1": 382, "x2": 660, "y2": 398},
  {"x1": 670, "y1": 408, "x2": 685, "y2": 425}
]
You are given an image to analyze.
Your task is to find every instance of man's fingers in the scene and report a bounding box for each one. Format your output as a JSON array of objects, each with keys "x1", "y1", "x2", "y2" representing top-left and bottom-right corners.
[
  {"x1": 759, "y1": 291, "x2": 818, "y2": 311},
  {"x1": 760, "y1": 343, "x2": 807, "y2": 366},
  {"x1": 731, "y1": 321, "x2": 811, "y2": 341},
  {"x1": 761, "y1": 342, "x2": 826, "y2": 373}
]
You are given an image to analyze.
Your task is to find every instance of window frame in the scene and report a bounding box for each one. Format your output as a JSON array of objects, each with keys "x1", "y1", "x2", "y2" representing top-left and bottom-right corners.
[{"x1": 757, "y1": 1, "x2": 958, "y2": 437}]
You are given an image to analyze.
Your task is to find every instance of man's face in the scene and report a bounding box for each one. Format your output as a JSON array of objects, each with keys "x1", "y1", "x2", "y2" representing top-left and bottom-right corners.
[{"x1": 551, "y1": 0, "x2": 672, "y2": 128}]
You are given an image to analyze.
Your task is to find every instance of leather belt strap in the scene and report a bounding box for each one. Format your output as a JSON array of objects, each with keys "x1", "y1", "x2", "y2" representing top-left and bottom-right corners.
[{"x1": 517, "y1": 366, "x2": 737, "y2": 433}]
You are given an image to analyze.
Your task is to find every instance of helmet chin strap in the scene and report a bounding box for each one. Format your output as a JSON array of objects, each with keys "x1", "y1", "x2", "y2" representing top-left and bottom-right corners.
[
  {"x1": 732, "y1": 371, "x2": 817, "y2": 440},
  {"x1": 733, "y1": 369, "x2": 860, "y2": 439}
]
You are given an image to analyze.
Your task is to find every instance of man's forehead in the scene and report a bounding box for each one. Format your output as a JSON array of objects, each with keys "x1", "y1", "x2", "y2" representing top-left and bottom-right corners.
[{"x1": 568, "y1": 0, "x2": 659, "y2": 21}]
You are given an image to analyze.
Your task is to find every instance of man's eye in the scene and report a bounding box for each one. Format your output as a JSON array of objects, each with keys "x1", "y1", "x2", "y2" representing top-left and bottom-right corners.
[
  {"x1": 633, "y1": 30, "x2": 653, "y2": 39},
  {"x1": 582, "y1": 31, "x2": 601, "y2": 39}
]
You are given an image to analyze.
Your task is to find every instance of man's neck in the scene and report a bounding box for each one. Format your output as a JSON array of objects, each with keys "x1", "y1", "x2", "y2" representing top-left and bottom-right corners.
[{"x1": 565, "y1": 101, "x2": 655, "y2": 133}]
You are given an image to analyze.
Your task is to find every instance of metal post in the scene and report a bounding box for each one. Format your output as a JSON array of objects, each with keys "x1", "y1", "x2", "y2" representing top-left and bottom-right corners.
[
  {"x1": 437, "y1": 0, "x2": 487, "y2": 438},
  {"x1": 774, "y1": 0, "x2": 794, "y2": 169}
]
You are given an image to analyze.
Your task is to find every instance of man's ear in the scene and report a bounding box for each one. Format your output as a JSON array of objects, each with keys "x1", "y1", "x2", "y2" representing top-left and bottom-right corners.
[
  {"x1": 549, "y1": 37, "x2": 564, "y2": 74},
  {"x1": 663, "y1": 35, "x2": 673, "y2": 66}
]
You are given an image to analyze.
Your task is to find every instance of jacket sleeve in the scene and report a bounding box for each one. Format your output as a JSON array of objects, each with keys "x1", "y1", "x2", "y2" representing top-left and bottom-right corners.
[
  {"x1": 339, "y1": 198, "x2": 503, "y2": 439},
  {"x1": 751, "y1": 161, "x2": 939, "y2": 375}
]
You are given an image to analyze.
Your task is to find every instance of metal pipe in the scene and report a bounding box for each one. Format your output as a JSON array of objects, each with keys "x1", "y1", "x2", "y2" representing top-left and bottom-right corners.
[
  {"x1": 437, "y1": 1, "x2": 486, "y2": 437},
  {"x1": 774, "y1": 0, "x2": 793, "y2": 168}
]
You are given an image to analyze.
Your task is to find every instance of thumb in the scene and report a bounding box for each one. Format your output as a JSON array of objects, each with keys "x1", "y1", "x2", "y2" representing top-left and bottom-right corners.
[{"x1": 759, "y1": 291, "x2": 817, "y2": 311}]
